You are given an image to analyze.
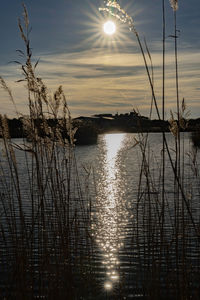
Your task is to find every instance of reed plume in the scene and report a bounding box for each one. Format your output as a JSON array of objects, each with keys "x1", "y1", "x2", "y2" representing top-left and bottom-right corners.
[
  {"x1": 170, "y1": 0, "x2": 178, "y2": 11},
  {"x1": 99, "y1": 1, "x2": 137, "y2": 34}
]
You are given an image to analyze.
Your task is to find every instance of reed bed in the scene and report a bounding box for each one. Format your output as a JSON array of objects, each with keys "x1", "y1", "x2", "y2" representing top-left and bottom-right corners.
[
  {"x1": 0, "y1": 2, "x2": 200, "y2": 300},
  {"x1": 0, "y1": 5, "x2": 99, "y2": 299},
  {"x1": 99, "y1": 1, "x2": 200, "y2": 299},
  {"x1": 123, "y1": 132, "x2": 200, "y2": 299}
]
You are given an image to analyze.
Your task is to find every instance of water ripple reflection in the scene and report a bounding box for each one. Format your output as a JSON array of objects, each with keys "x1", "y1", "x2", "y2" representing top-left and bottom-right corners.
[{"x1": 92, "y1": 133, "x2": 130, "y2": 290}]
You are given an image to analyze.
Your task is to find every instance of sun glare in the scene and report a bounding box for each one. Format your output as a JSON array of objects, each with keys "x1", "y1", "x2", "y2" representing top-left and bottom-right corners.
[{"x1": 103, "y1": 20, "x2": 116, "y2": 35}]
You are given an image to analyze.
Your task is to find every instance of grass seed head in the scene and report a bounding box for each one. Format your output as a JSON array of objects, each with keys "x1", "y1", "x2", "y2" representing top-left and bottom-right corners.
[{"x1": 170, "y1": 0, "x2": 178, "y2": 11}]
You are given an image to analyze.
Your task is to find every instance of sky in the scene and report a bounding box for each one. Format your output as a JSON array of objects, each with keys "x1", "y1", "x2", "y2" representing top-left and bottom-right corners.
[{"x1": 0, "y1": 0, "x2": 200, "y2": 119}]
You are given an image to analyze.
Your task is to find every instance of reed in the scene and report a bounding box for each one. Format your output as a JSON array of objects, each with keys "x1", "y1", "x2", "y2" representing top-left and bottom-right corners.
[
  {"x1": 100, "y1": 0, "x2": 200, "y2": 299},
  {"x1": 0, "y1": 2, "x2": 200, "y2": 299},
  {"x1": 0, "y1": 5, "x2": 98, "y2": 299}
]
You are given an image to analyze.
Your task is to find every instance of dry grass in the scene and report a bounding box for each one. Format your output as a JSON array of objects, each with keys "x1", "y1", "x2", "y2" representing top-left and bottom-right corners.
[
  {"x1": 0, "y1": 3, "x2": 200, "y2": 300},
  {"x1": 0, "y1": 5, "x2": 98, "y2": 299}
]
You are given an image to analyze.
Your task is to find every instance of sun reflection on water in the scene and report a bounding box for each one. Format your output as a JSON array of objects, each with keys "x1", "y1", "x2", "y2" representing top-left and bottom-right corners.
[{"x1": 93, "y1": 133, "x2": 130, "y2": 291}]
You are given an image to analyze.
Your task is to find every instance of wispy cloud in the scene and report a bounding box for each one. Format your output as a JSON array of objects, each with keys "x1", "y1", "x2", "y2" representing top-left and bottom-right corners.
[{"x1": 0, "y1": 45, "x2": 200, "y2": 118}]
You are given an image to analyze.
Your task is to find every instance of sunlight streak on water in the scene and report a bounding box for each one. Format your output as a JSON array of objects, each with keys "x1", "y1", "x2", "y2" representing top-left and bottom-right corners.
[{"x1": 93, "y1": 133, "x2": 130, "y2": 290}]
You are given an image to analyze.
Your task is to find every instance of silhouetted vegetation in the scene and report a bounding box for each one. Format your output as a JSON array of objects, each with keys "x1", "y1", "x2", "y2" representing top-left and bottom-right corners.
[
  {"x1": 3, "y1": 113, "x2": 200, "y2": 145},
  {"x1": 0, "y1": 2, "x2": 200, "y2": 299}
]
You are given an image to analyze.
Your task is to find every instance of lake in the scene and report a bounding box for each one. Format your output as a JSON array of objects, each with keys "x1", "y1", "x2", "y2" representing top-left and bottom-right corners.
[{"x1": 0, "y1": 132, "x2": 200, "y2": 299}]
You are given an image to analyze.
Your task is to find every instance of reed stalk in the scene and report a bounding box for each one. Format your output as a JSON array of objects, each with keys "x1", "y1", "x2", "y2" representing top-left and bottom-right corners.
[
  {"x1": 0, "y1": 5, "x2": 97, "y2": 299},
  {"x1": 0, "y1": 2, "x2": 200, "y2": 299},
  {"x1": 99, "y1": 1, "x2": 200, "y2": 298}
]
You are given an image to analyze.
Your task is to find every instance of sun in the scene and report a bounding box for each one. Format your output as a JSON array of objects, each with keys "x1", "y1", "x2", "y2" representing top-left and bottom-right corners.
[{"x1": 103, "y1": 20, "x2": 116, "y2": 35}]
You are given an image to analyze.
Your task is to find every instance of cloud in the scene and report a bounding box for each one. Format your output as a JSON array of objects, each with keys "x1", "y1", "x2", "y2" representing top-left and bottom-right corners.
[{"x1": 0, "y1": 45, "x2": 200, "y2": 118}]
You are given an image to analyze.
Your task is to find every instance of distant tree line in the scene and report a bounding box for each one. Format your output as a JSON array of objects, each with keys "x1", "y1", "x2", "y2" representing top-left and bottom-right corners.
[{"x1": 1, "y1": 113, "x2": 200, "y2": 144}]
